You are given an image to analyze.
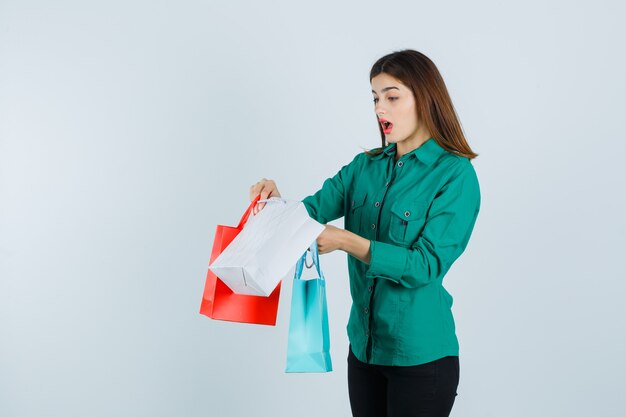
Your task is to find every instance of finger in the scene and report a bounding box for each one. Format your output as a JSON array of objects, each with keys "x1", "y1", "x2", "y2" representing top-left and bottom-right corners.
[
  {"x1": 250, "y1": 179, "x2": 267, "y2": 197},
  {"x1": 250, "y1": 184, "x2": 261, "y2": 201}
]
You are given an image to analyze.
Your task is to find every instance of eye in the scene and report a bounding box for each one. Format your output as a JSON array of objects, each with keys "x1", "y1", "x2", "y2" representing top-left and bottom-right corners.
[{"x1": 372, "y1": 97, "x2": 398, "y2": 103}]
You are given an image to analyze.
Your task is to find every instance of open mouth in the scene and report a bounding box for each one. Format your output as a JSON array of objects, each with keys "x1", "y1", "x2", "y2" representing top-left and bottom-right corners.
[{"x1": 380, "y1": 120, "x2": 393, "y2": 132}]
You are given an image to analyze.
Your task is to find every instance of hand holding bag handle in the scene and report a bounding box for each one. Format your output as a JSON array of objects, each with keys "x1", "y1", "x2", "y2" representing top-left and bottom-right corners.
[{"x1": 294, "y1": 240, "x2": 324, "y2": 282}]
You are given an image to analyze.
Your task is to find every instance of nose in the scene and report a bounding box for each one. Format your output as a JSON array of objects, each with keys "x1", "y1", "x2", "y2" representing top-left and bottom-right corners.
[{"x1": 375, "y1": 103, "x2": 386, "y2": 117}]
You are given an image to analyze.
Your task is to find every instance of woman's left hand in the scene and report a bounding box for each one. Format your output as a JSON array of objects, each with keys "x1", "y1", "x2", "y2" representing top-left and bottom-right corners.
[{"x1": 316, "y1": 224, "x2": 345, "y2": 254}]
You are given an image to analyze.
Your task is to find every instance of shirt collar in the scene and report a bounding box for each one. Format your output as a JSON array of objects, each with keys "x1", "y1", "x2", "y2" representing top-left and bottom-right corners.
[{"x1": 367, "y1": 137, "x2": 445, "y2": 166}]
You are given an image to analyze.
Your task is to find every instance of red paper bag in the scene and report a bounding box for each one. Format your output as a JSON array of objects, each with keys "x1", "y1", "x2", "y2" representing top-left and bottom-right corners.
[{"x1": 199, "y1": 195, "x2": 281, "y2": 325}]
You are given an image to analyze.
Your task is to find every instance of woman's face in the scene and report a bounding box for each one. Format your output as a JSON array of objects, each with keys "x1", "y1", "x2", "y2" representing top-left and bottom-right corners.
[{"x1": 371, "y1": 73, "x2": 428, "y2": 149}]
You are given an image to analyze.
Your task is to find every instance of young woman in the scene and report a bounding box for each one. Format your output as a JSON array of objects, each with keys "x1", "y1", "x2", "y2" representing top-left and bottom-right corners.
[{"x1": 250, "y1": 49, "x2": 481, "y2": 417}]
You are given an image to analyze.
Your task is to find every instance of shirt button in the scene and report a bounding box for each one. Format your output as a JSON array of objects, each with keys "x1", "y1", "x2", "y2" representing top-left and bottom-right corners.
[
  {"x1": 375, "y1": 201, "x2": 380, "y2": 207},
  {"x1": 385, "y1": 181, "x2": 390, "y2": 187},
  {"x1": 365, "y1": 330, "x2": 370, "y2": 337},
  {"x1": 397, "y1": 161, "x2": 404, "y2": 167},
  {"x1": 352, "y1": 200, "x2": 355, "y2": 207},
  {"x1": 371, "y1": 224, "x2": 376, "y2": 230},
  {"x1": 368, "y1": 285, "x2": 373, "y2": 292},
  {"x1": 404, "y1": 211, "x2": 410, "y2": 217},
  {"x1": 364, "y1": 307, "x2": 369, "y2": 314}
]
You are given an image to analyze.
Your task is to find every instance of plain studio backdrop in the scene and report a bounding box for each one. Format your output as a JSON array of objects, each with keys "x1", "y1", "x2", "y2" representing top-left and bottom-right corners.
[{"x1": 1, "y1": 1, "x2": 624, "y2": 416}]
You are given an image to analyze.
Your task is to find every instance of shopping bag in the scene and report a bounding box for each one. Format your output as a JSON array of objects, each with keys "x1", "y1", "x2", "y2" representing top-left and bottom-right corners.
[
  {"x1": 199, "y1": 195, "x2": 281, "y2": 325},
  {"x1": 208, "y1": 197, "x2": 325, "y2": 296},
  {"x1": 285, "y1": 241, "x2": 333, "y2": 373}
]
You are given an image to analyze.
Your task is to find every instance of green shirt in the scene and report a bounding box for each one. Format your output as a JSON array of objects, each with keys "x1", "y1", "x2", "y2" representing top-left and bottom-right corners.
[{"x1": 301, "y1": 137, "x2": 481, "y2": 366}]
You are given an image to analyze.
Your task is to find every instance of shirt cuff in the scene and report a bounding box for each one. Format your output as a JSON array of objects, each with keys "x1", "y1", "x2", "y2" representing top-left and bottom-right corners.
[{"x1": 365, "y1": 240, "x2": 407, "y2": 283}]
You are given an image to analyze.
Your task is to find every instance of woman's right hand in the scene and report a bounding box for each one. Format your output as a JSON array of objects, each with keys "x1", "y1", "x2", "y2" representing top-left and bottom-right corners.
[{"x1": 249, "y1": 178, "x2": 281, "y2": 214}]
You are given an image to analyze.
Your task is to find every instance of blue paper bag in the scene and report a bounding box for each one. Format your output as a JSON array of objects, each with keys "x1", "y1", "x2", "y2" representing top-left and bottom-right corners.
[{"x1": 285, "y1": 241, "x2": 333, "y2": 373}]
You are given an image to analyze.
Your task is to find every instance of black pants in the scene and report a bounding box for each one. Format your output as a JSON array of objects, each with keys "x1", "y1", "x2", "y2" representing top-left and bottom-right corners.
[{"x1": 347, "y1": 345, "x2": 459, "y2": 417}]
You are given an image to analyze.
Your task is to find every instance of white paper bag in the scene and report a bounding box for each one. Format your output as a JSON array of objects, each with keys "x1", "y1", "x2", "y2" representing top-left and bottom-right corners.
[{"x1": 207, "y1": 197, "x2": 325, "y2": 296}]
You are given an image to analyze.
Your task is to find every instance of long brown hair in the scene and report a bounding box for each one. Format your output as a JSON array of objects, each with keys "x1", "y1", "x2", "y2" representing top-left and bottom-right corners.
[{"x1": 366, "y1": 49, "x2": 478, "y2": 159}]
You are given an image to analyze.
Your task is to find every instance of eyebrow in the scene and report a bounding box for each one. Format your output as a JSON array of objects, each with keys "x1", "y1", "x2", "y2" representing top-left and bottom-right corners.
[{"x1": 371, "y1": 86, "x2": 400, "y2": 94}]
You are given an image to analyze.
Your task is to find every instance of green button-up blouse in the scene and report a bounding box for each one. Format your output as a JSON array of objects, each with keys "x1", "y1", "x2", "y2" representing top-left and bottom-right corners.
[{"x1": 301, "y1": 137, "x2": 481, "y2": 366}]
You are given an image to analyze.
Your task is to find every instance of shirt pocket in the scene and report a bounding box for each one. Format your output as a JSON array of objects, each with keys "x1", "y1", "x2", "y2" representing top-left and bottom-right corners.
[
  {"x1": 388, "y1": 199, "x2": 429, "y2": 246},
  {"x1": 347, "y1": 188, "x2": 368, "y2": 235}
]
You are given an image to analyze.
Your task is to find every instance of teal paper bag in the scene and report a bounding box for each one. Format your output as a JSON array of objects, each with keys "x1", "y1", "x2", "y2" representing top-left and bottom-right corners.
[{"x1": 285, "y1": 241, "x2": 333, "y2": 373}]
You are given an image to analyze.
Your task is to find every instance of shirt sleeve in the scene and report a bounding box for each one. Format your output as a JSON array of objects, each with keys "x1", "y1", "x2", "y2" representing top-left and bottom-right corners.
[
  {"x1": 365, "y1": 160, "x2": 481, "y2": 288},
  {"x1": 301, "y1": 153, "x2": 361, "y2": 224}
]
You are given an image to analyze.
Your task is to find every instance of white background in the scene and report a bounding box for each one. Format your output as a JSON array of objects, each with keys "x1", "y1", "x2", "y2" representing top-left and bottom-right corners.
[{"x1": 1, "y1": 1, "x2": 624, "y2": 416}]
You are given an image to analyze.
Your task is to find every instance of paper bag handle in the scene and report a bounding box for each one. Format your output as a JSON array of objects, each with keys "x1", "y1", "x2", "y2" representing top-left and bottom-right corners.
[
  {"x1": 237, "y1": 195, "x2": 262, "y2": 229},
  {"x1": 294, "y1": 241, "x2": 324, "y2": 281}
]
